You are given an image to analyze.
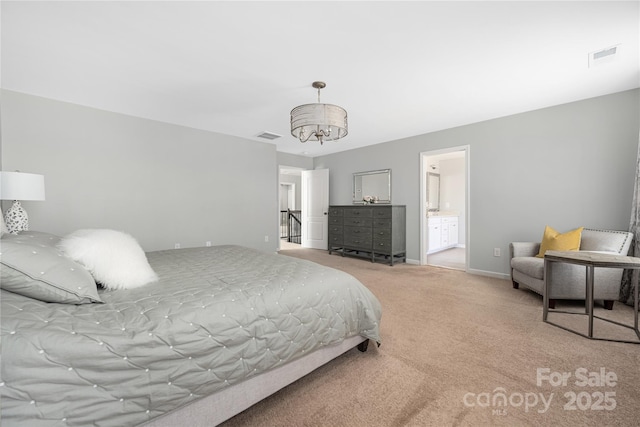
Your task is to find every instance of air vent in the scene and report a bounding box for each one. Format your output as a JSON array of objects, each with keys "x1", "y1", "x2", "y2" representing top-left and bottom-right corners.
[
  {"x1": 256, "y1": 131, "x2": 282, "y2": 140},
  {"x1": 589, "y1": 45, "x2": 619, "y2": 68}
]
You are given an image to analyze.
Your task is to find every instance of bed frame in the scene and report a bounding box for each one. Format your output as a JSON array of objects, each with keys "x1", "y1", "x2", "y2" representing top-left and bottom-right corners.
[{"x1": 142, "y1": 335, "x2": 369, "y2": 426}]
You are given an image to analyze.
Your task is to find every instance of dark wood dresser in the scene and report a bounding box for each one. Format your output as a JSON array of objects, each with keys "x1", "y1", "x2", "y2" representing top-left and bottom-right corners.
[{"x1": 328, "y1": 205, "x2": 406, "y2": 265}]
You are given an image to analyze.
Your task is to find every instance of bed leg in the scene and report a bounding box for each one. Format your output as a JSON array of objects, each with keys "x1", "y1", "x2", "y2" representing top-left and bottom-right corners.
[{"x1": 357, "y1": 339, "x2": 369, "y2": 352}]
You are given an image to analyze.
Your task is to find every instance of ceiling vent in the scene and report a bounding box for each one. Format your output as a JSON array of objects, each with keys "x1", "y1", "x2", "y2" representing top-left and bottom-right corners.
[
  {"x1": 589, "y1": 45, "x2": 619, "y2": 68},
  {"x1": 256, "y1": 131, "x2": 282, "y2": 140}
]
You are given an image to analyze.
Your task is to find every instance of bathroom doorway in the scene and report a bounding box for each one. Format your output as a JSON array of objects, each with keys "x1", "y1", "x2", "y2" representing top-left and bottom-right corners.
[{"x1": 419, "y1": 146, "x2": 469, "y2": 270}]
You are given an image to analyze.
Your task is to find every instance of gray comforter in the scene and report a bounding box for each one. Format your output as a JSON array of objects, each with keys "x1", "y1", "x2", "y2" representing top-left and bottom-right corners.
[{"x1": 1, "y1": 245, "x2": 382, "y2": 427}]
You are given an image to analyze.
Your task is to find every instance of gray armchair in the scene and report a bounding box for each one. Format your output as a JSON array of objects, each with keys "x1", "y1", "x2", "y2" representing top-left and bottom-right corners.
[{"x1": 510, "y1": 228, "x2": 633, "y2": 309}]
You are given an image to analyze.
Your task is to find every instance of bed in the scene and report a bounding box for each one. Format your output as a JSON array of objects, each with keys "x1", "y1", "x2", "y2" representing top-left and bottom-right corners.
[{"x1": 0, "y1": 231, "x2": 382, "y2": 427}]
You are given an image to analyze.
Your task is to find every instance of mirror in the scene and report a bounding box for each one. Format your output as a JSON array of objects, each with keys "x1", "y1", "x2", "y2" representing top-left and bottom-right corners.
[
  {"x1": 353, "y1": 169, "x2": 391, "y2": 204},
  {"x1": 427, "y1": 172, "x2": 440, "y2": 211}
]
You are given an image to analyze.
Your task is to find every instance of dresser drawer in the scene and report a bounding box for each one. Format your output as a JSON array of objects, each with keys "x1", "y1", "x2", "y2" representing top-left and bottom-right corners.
[
  {"x1": 344, "y1": 217, "x2": 373, "y2": 227},
  {"x1": 371, "y1": 207, "x2": 392, "y2": 218},
  {"x1": 373, "y1": 237, "x2": 392, "y2": 252},
  {"x1": 373, "y1": 228, "x2": 392, "y2": 239},
  {"x1": 328, "y1": 225, "x2": 343, "y2": 235},
  {"x1": 328, "y1": 207, "x2": 344, "y2": 217},
  {"x1": 328, "y1": 233, "x2": 343, "y2": 245},
  {"x1": 344, "y1": 226, "x2": 371, "y2": 238},
  {"x1": 344, "y1": 207, "x2": 373, "y2": 218},
  {"x1": 329, "y1": 216, "x2": 344, "y2": 226},
  {"x1": 372, "y1": 218, "x2": 391, "y2": 229},
  {"x1": 344, "y1": 235, "x2": 372, "y2": 249}
]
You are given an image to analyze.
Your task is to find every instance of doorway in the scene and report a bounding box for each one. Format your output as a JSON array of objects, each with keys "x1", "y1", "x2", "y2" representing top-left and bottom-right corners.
[
  {"x1": 278, "y1": 167, "x2": 303, "y2": 250},
  {"x1": 419, "y1": 146, "x2": 469, "y2": 270},
  {"x1": 277, "y1": 167, "x2": 330, "y2": 251}
]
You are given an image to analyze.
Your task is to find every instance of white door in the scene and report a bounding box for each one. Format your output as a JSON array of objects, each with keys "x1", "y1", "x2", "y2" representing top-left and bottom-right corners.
[{"x1": 301, "y1": 169, "x2": 329, "y2": 249}]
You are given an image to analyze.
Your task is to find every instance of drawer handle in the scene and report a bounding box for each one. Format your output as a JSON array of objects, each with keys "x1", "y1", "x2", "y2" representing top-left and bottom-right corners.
[
  {"x1": 379, "y1": 232, "x2": 384, "y2": 235},
  {"x1": 354, "y1": 230, "x2": 360, "y2": 233},
  {"x1": 379, "y1": 243, "x2": 385, "y2": 246}
]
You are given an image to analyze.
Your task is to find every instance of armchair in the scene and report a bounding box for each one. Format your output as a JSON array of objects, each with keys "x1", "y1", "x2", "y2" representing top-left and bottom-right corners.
[{"x1": 510, "y1": 228, "x2": 633, "y2": 309}]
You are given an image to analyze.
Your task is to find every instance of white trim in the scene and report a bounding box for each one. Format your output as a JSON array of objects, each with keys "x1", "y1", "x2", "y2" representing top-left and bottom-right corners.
[{"x1": 467, "y1": 268, "x2": 510, "y2": 281}]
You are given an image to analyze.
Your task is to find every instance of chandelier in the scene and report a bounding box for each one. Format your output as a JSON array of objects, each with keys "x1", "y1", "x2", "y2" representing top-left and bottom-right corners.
[{"x1": 290, "y1": 81, "x2": 348, "y2": 145}]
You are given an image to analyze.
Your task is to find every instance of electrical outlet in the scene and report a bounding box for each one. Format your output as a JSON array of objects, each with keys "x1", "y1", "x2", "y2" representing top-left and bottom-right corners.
[
  {"x1": 174, "y1": 243, "x2": 181, "y2": 249},
  {"x1": 205, "y1": 241, "x2": 212, "y2": 247},
  {"x1": 264, "y1": 235, "x2": 269, "y2": 242},
  {"x1": 493, "y1": 248, "x2": 500, "y2": 257}
]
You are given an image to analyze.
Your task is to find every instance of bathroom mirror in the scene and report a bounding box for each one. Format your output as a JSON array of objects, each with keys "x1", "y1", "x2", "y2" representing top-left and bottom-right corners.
[
  {"x1": 427, "y1": 172, "x2": 440, "y2": 211},
  {"x1": 353, "y1": 169, "x2": 391, "y2": 204}
]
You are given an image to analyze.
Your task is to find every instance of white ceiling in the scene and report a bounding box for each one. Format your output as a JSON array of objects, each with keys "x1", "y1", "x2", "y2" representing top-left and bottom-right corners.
[{"x1": 2, "y1": 1, "x2": 638, "y2": 158}]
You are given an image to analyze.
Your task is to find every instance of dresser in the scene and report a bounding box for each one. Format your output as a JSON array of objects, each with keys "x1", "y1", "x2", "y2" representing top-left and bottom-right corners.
[{"x1": 328, "y1": 205, "x2": 406, "y2": 265}]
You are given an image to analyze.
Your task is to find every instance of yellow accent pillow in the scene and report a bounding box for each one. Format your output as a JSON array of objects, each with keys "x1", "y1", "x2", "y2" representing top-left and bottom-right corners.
[{"x1": 535, "y1": 226, "x2": 584, "y2": 258}]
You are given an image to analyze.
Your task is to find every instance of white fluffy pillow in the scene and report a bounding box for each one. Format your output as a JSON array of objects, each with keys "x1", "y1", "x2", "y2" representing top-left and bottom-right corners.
[{"x1": 59, "y1": 229, "x2": 158, "y2": 290}]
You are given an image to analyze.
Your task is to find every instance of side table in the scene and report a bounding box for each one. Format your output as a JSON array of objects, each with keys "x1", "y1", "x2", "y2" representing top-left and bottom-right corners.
[{"x1": 543, "y1": 250, "x2": 640, "y2": 344}]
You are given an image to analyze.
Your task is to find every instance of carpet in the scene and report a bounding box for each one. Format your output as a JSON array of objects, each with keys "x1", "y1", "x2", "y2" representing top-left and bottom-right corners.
[{"x1": 221, "y1": 248, "x2": 640, "y2": 426}]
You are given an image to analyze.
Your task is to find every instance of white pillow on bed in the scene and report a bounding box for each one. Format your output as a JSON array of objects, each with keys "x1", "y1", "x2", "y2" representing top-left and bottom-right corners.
[{"x1": 59, "y1": 229, "x2": 158, "y2": 290}]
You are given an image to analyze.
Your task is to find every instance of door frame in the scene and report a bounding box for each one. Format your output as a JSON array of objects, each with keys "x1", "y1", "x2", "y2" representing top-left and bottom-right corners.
[{"x1": 419, "y1": 145, "x2": 470, "y2": 267}]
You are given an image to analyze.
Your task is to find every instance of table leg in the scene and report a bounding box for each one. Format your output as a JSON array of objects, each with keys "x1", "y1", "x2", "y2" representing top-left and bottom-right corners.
[
  {"x1": 635, "y1": 269, "x2": 640, "y2": 339},
  {"x1": 586, "y1": 265, "x2": 595, "y2": 338},
  {"x1": 543, "y1": 258, "x2": 550, "y2": 321}
]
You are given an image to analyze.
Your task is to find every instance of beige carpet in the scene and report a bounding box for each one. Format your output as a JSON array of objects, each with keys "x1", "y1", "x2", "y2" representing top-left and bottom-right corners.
[{"x1": 221, "y1": 248, "x2": 640, "y2": 426}]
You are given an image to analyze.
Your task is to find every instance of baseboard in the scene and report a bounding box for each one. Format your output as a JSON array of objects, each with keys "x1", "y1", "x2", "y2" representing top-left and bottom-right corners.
[
  {"x1": 408, "y1": 258, "x2": 509, "y2": 280},
  {"x1": 467, "y1": 268, "x2": 510, "y2": 281}
]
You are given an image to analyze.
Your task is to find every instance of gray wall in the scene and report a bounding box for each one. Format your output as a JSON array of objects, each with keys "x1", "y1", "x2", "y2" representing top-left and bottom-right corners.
[
  {"x1": 1, "y1": 90, "x2": 280, "y2": 253},
  {"x1": 277, "y1": 152, "x2": 313, "y2": 171},
  {"x1": 314, "y1": 89, "x2": 640, "y2": 277},
  {"x1": 3, "y1": 88, "x2": 638, "y2": 277}
]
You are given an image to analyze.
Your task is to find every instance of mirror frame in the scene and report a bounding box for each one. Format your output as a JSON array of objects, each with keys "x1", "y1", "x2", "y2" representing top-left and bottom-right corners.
[{"x1": 352, "y1": 169, "x2": 391, "y2": 204}]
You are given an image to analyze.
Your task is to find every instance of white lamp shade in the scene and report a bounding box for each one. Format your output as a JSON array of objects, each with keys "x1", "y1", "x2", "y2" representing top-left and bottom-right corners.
[
  {"x1": 290, "y1": 103, "x2": 348, "y2": 143},
  {"x1": 0, "y1": 171, "x2": 46, "y2": 201}
]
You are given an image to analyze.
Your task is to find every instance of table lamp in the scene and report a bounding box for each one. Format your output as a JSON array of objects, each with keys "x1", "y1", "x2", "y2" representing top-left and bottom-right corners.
[{"x1": 0, "y1": 171, "x2": 46, "y2": 234}]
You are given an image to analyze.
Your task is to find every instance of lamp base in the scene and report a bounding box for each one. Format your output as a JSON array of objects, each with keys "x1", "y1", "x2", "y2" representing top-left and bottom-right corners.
[{"x1": 5, "y1": 201, "x2": 29, "y2": 234}]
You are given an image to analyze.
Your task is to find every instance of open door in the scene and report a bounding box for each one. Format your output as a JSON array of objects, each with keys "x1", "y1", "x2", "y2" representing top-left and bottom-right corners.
[{"x1": 301, "y1": 169, "x2": 329, "y2": 249}]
